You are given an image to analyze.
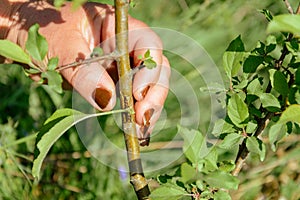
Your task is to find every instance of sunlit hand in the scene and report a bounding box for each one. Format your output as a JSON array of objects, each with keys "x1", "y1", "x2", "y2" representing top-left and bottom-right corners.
[{"x1": 1, "y1": 0, "x2": 170, "y2": 144}]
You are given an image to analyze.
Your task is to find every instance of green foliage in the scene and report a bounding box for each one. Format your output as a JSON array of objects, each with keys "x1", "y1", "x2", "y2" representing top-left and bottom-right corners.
[
  {"x1": 152, "y1": 5, "x2": 300, "y2": 199},
  {"x1": 32, "y1": 108, "x2": 126, "y2": 180},
  {"x1": 138, "y1": 49, "x2": 157, "y2": 69},
  {"x1": 0, "y1": 40, "x2": 31, "y2": 64}
]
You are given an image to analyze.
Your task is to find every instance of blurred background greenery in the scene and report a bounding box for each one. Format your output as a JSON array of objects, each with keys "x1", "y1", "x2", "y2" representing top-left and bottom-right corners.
[{"x1": 1, "y1": 0, "x2": 300, "y2": 199}]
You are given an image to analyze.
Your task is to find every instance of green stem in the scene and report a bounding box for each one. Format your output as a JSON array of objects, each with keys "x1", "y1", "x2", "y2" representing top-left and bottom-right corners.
[{"x1": 114, "y1": 0, "x2": 150, "y2": 199}]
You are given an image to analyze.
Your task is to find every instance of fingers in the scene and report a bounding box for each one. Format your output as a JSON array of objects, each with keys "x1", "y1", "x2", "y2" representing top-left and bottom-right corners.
[{"x1": 134, "y1": 56, "x2": 170, "y2": 142}]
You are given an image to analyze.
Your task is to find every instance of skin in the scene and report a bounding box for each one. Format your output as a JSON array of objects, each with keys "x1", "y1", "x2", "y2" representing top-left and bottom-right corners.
[{"x1": 0, "y1": 0, "x2": 170, "y2": 139}]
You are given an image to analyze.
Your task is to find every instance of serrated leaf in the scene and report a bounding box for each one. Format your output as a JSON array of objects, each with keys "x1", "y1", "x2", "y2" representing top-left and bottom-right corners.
[
  {"x1": 149, "y1": 184, "x2": 188, "y2": 200},
  {"x1": 214, "y1": 190, "x2": 232, "y2": 200},
  {"x1": 144, "y1": 59, "x2": 157, "y2": 69},
  {"x1": 204, "y1": 171, "x2": 239, "y2": 190},
  {"x1": 181, "y1": 162, "x2": 197, "y2": 183},
  {"x1": 223, "y1": 51, "x2": 245, "y2": 78},
  {"x1": 219, "y1": 133, "x2": 243, "y2": 149},
  {"x1": 0, "y1": 40, "x2": 31, "y2": 64},
  {"x1": 26, "y1": 24, "x2": 48, "y2": 61},
  {"x1": 47, "y1": 57, "x2": 59, "y2": 70},
  {"x1": 32, "y1": 108, "x2": 119, "y2": 180},
  {"x1": 272, "y1": 71, "x2": 289, "y2": 97},
  {"x1": 269, "y1": 123, "x2": 287, "y2": 151},
  {"x1": 228, "y1": 93, "x2": 249, "y2": 128},
  {"x1": 246, "y1": 136, "x2": 266, "y2": 161},
  {"x1": 267, "y1": 14, "x2": 300, "y2": 35},
  {"x1": 260, "y1": 93, "x2": 281, "y2": 111},
  {"x1": 178, "y1": 126, "x2": 208, "y2": 164},
  {"x1": 226, "y1": 35, "x2": 245, "y2": 52},
  {"x1": 278, "y1": 104, "x2": 300, "y2": 124},
  {"x1": 41, "y1": 70, "x2": 63, "y2": 93},
  {"x1": 243, "y1": 55, "x2": 264, "y2": 73}
]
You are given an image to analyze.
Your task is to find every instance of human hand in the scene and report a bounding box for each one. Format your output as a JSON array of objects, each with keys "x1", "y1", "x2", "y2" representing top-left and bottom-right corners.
[{"x1": 2, "y1": 1, "x2": 170, "y2": 144}]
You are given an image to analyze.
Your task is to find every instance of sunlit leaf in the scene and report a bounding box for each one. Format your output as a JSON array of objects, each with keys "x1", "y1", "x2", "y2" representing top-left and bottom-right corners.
[
  {"x1": 26, "y1": 24, "x2": 48, "y2": 62},
  {"x1": 204, "y1": 171, "x2": 239, "y2": 190},
  {"x1": 181, "y1": 162, "x2": 197, "y2": 183},
  {"x1": 278, "y1": 104, "x2": 300, "y2": 124},
  {"x1": 47, "y1": 57, "x2": 59, "y2": 70},
  {"x1": 219, "y1": 133, "x2": 243, "y2": 149},
  {"x1": 267, "y1": 14, "x2": 300, "y2": 35},
  {"x1": 178, "y1": 126, "x2": 208, "y2": 164},
  {"x1": 214, "y1": 190, "x2": 232, "y2": 200},
  {"x1": 223, "y1": 51, "x2": 245, "y2": 78},
  {"x1": 269, "y1": 123, "x2": 287, "y2": 151},
  {"x1": 246, "y1": 136, "x2": 266, "y2": 161},
  {"x1": 260, "y1": 93, "x2": 281, "y2": 111},
  {"x1": 149, "y1": 184, "x2": 188, "y2": 200},
  {"x1": 0, "y1": 40, "x2": 31, "y2": 64},
  {"x1": 228, "y1": 93, "x2": 249, "y2": 127},
  {"x1": 41, "y1": 70, "x2": 63, "y2": 94},
  {"x1": 32, "y1": 108, "x2": 124, "y2": 180}
]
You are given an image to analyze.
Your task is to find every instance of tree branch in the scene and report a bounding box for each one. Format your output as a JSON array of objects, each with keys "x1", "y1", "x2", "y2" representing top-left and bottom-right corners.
[
  {"x1": 114, "y1": 0, "x2": 150, "y2": 199},
  {"x1": 283, "y1": 0, "x2": 294, "y2": 14}
]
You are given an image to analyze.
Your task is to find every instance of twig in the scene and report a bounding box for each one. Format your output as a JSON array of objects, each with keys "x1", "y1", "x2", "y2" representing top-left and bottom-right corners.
[
  {"x1": 114, "y1": 0, "x2": 150, "y2": 199},
  {"x1": 296, "y1": 2, "x2": 300, "y2": 14},
  {"x1": 232, "y1": 112, "x2": 274, "y2": 176},
  {"x1": 56, "y1": 53, "x2": 118, "y2": 71},
  {"x1": 283, "y1": 0, "x2": 294, "y2": 14}
]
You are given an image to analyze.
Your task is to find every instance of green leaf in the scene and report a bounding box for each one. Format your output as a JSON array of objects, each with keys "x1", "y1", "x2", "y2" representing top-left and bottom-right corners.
[
  {"x1": 295, "y1": 68, "x2": 300, "y2": 86},
  {"x1": 227, "y1": 93, "x2": 249, "y2": 127},
  {"x1": 272, "y1": 71, "x2": 289, "y2": 97},
  {"x1": 32, "y1": 108, "x2": 125, "y2": 180},
  {"x1": 53, "y1": 0, "x2": 65, "y2": 7},
  {"x1": 243, "y1": 55, "x2": 264, "y2": 73},
  {"x1": 226, "y1": 35, "x2": 245, "y2": 52},
  {"x1": 204, "y1": 171, "x2": 239, "y2": 190},
  {"x1": 247, "y1": 78, "x2": 263, "y2": 96},
  {"x1": 278, "y1": 104, "x2": 300, "y2": 124},
  {"x1": 144, "y1": 49, "x2": 151, "y2": 58},
  {"x1": 149, "y1": 184, "x2": 188, "y2": 200},
  {"x1": 223, "y1": 52, "x2": 245, "y2": 78},
  {"x1": 267, "y1": 14, "x2": 300, "y2": 35},
  {"x1": 246, "y1": 121, "x2": 257, "y2": 133},
  {"x1": 218, "y1": 160, "x2": 235, "y2": 173},
  {"x1": 144, "y1": 59, "x2": 157, "y2": 69},
  {"x1": 259, "y1": 9, "x2": 273, "y2": 21},
  {"x1": 246, "y1": 136, "x2": 266, "y2": 161},
  {"x1": 90, "y1": 47, "x2": 103, "y2": 58},
  {"x1": 269, "y1": 123, "x2": 287, "y2": 151},
  {"x1": 211, "y1": 119, "x2": 235, "y2": 137},
  {"x1": 0, "y1": 40, "x2": 31, "y2": 64},
  {"x1": 219, "y1": 133, "x2": 243, "y2": 149},
  {"x1": 259, "y1": 93, "x2": 281, "y2": 111},
  {"x1": 178, "y1": 126, "x2": 208, "y2": 164},
  {"x1": 204, "y1": 147, "x2": 218, "y2": 171},
  {"x1": 26, "y1": 24, "x2": 48, "y2": 61},
  {"x1": 41, "y1": 70, "x2": 63, "y2": 93},
  {"x1": 214, "y1": 190, "x2": 232, "y2": 200},
  {"x1": 47, "y1": 57, "x2": 59, "y2": 70},
  {"x1": 181, "y1": 162, "x2": 197, "y2": 183}
]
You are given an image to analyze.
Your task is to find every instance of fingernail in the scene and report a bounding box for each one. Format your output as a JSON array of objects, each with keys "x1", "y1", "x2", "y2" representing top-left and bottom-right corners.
[
  {"x1": 141, "y1": 86, "x2": 150, "y2": 99},
  {"x1": 139, "y1": 133, "x2": 150, "y2": 146},
  {"x1": 139, "y1": 108, "x2": 154, "y2": 146},
  {"x1": 93, "y1": 88, "x2": 112, "y2": 109}
]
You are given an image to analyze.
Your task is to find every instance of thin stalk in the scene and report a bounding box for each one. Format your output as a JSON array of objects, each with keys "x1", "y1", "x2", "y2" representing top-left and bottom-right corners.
[{"x1": 114, "y1": 0, "x2": 150, "y2": 199}]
